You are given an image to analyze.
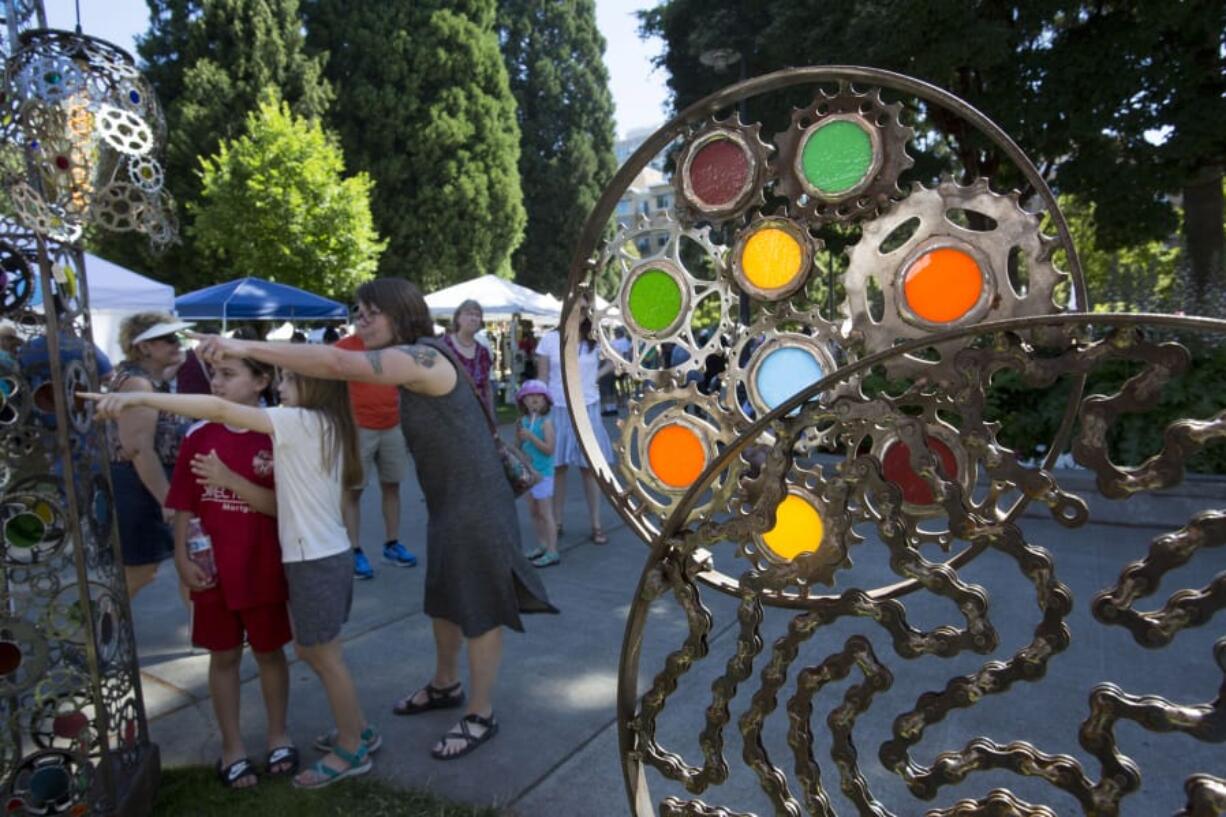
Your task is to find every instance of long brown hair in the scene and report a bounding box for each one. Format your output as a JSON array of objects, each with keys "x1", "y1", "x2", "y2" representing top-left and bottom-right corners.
[
  {"x1": 355, "y1": 278, "x2": 436, "y2": 346},
  {"x1": 236, "y1": 357, "x2": 277, "y2": 405},
  {"x1": 282, "y1": 371, "x2": 362, "y2": 490}
]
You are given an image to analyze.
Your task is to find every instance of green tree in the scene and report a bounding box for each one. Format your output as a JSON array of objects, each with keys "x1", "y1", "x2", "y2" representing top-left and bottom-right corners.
[
  {"x1": 640, "y1": 1, "x2": 1225, "y2": 313},
  {"x1": 188, "y1": 94, "x2": 384, "y2": 300},
  {"x1": 1057, "y1": 196, "x2": 1183, "y2": 313},
  {"x1": 497, "y1": 0, "x2": 618, "y2": 295},
  {"x1": 94, "y1": 0, "x2": 332, "y2": 290},
  {"x1": 304, "y1": 0, "x2": 525, "y2": 289}
]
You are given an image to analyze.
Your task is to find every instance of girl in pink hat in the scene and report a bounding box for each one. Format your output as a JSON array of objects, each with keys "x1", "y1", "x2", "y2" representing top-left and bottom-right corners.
[{"x1": 515, "y1": 379, "x2": 558, "y2": 567}]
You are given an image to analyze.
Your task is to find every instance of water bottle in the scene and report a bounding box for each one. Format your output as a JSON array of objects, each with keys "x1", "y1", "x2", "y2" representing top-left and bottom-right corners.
[{"x1": 185, "y1": 517, "x2": 217, "y2": 585}]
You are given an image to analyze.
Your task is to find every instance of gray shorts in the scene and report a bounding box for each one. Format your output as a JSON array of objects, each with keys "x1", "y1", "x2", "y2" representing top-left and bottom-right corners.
[
  {"x1": 358, "y1": 425, "x2": 409, "y2": 487},
  {"x1": 284, "y1": 550, "x2": 353, "y2": 647}
]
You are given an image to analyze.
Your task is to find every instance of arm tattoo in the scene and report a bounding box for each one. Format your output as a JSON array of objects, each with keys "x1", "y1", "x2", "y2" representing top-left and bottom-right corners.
[
  {"x1": 396, "y1": 344, "x2": 438, "y2": 368},
  {"x1": 365, "y1": 350, "x2": 384, "y2": 375}
]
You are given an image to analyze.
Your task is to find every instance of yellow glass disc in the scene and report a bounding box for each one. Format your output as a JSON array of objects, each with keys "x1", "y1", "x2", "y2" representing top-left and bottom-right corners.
[
  {"x1": 741, "y1": 227, "x2": 803, "y2": 292},
  {"x1": 760, "y1": 493, "x2": 824, "y2": 561}
]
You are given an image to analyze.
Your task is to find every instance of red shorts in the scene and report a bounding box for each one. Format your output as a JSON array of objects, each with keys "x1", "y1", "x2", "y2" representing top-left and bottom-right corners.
[{"x1": 191, "y1": 598, "x2": 292, "y2": 653}]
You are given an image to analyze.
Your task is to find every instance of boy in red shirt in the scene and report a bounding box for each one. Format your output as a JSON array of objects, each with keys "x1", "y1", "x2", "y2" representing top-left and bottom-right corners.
[{"x1": 165, "y1": 357, "x2": 295, "y2": 789}]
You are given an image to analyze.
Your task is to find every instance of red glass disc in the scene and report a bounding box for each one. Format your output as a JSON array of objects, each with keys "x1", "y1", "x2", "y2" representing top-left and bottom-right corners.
[
  {"x1": 882, "y1": 437, "x2": 959, "y2": 505},
  {"x1": 688, "y1": 139, "x2": 750, "y2": 207}
]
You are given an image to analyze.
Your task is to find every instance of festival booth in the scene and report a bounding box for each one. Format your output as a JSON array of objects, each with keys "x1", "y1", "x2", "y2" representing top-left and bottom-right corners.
[
  {"x1": 29, "y1": 252, "x2": 177, "y2": 363},
  {"x1": 174, "y1": 276, "x2": 348, "y2": 331},
  {"x1": 424, "y1": 273, "x2": 562, "y2": 323},
  {"x1": 425, "y1": 274, "x2": 563, "y2": 401}
]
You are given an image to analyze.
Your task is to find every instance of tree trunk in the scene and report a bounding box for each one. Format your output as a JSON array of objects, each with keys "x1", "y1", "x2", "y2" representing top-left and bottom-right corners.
[{"x1": 1183, "y1": 166, "x2": 1224, "y2": 315}]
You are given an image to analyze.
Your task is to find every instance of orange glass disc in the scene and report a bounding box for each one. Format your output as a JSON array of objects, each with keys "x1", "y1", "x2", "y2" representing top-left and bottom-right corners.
[
  {"x1": 741, "y1": 227, "x2": 803, "y2": 292},
  {"x1": 647, "y1": 423, "x2": 707, "y2": 489},
  {"x1": 902, "y1": 247, "x2": 984, "y2": 324}
]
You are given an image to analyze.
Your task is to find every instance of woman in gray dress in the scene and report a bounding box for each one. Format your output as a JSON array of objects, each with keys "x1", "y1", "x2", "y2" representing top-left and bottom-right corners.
[{"x1": 195, "y1": 278, "x2": 556, "y2": 761}]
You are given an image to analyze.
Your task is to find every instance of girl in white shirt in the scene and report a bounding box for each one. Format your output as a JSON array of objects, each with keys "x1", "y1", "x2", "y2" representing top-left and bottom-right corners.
[{"x1": 86, "y1": 371, "x2": 379, "y2": 790}]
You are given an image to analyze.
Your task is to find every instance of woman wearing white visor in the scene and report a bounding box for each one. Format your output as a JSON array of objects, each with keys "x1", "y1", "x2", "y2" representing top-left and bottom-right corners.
[{"x1": 106, "y1": 313, "x2": 193, "y2": 597}]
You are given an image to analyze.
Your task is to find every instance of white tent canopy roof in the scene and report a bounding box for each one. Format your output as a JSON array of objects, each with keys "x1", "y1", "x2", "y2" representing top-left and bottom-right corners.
[
  {"x1": 83, "y1": 252, "x2": 175, "y2": 311},
  {"x1": 425, "y1": 275, "x2": 560, "y2": 323}
]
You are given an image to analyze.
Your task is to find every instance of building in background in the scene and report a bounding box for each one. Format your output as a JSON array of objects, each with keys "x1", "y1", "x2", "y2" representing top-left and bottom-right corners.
[
  {"x1": 615, "y1": 124, "x2": 668, "y2": 171},
  {"x1": 614, "y1": 165, "x2": 676, "y2": 255}
]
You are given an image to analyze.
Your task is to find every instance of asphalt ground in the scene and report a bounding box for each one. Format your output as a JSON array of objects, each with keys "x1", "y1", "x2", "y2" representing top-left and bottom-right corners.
[{"x1": 132, "y1": 417, "x2": 1226, "y2": 816}]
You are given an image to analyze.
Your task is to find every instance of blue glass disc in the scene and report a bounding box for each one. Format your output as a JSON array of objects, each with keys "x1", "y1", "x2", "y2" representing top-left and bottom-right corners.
[{"x1": 754, "y1": 346, "x2": 825, "y2": 415}]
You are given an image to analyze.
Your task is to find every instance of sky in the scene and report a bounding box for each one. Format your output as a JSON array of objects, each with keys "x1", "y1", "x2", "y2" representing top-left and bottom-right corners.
[{"x1": 40, "y1": 0, "x2": 672, "y2": 140}]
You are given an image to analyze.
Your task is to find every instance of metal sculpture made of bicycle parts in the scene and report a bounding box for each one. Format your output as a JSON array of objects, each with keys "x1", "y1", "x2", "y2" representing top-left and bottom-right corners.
[
  {"x1": 558, "y1": 66, "x2": 1221, "y2": 816},
  {"x1": 565, "y1": 65, "x2": 1085, "y2": 585},
  {"x1": 0, "y1": 223, "x2": 152, "y2": 814},
  {"x1": 0, "y1": 29, "x2": 167, "y2": 805},
  {"x1": 2, "y1": 28, "x2": 177, "y2": 247},
  {"x1": 619, "y1": 314, "x2": 1226, "y2": 817}
]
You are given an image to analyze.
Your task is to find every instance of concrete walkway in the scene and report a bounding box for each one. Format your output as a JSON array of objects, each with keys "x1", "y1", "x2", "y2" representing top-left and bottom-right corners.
[{"x1": 132, "y1": 421, "x2": 1226, "y2": 816}]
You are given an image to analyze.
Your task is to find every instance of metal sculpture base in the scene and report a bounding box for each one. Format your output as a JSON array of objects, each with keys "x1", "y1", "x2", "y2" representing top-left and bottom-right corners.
[{"x1": 107, "y1": 744, "x2": 160, "y2": 817}]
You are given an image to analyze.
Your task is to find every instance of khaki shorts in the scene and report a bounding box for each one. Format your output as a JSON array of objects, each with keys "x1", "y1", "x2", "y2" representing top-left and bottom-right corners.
[{"x1": 358, "y1": 425, "x2": 409, "y2": 487}]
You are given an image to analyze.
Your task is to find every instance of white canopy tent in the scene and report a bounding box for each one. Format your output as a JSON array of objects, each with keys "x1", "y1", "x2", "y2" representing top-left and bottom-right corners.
[
  {"x1": 424, "y1": 274, "x2": 561, "y2": 324},
  {"x1": 82, "y1": 253, "x2": 177, "y2": 364}
]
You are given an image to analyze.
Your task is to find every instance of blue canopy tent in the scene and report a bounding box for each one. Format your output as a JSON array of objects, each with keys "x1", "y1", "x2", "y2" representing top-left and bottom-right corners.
[{"x1": 174, "y1": 277, "x2": 348, "y2": 331}]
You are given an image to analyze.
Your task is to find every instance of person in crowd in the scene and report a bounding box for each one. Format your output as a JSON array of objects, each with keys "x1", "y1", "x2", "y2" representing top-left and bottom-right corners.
[
  {"x1": 171, "y1": 344, "x2": 213, "y2": 395},
  {"x1": 19, "y1": 331, "x2": 113, "y2": 387},
  {"x1": 610, "y1": 325, "x2": 634, "y2": 409},
  {"x1": 534, "y1": 302, "x2": 615, "y2": 544},
  {"x1": 105, "y1": 312, "x2": 191, "y2": 597},
  {"x1": 164, "y1": 355, "x2": 294, "y2": 789},
  {"x1": 442, "y1": 299, "x2": 494, "y2": 412},
  {"x1": 322, "y1": 326, "x2": 341, "y2": 345},
  {"x1": 515, "y1": 379, "x2": 557, "y2": 567},
  {"x1": 0, "y1": 320, "x2": 21, "y2": 368},
  {"x1": 518, "y1": 322, "x2": 537, "y2": 381},
  {"x1": 335, "y1": 328, "x2": 416, "y2": 580},
  {"x1": 87, "y1": 368, "x2": 380, "y2": 789},
  {"x1": 291, "y1": 331, "x2": 308, "y2": 344},
  {"x1": 189, "y1": 278, "x2": 557, "y2": 761}
]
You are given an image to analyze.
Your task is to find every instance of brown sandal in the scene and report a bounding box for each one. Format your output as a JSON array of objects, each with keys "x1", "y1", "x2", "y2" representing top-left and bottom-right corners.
[{"x1": 392, "y1": 681, "x2": 465, "y2": 716}]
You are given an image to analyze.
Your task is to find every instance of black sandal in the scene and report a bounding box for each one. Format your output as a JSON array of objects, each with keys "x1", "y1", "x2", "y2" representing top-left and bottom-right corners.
[
  {"x1": 217, "y1": 756, "x2": 258, "y2": 789},
  {"x1": 392, "y1": 681, "x2": 465, "y2": 716},
  {"x1": 265, "y1": 745, "x2": 299, "y2": 777},
  {"x1": 431, "y1": 712, "x2": 498, "y2": 761}
]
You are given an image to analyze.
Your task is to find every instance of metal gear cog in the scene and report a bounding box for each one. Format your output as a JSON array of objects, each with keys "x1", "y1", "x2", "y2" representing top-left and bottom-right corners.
[
  {"x1": 733, "y1": 453, "x2": 861, "y2": 591},
  {"x1": 593, "y1": 211, "x2": 735, "y2": 383},
  {"x1": 723, "y1": 300, "x2": 850, "y2": 432},
  {"x1": 771, "y1": 82, "x2": 914, "y2": 225},
  {"x1": 672, "y1": 113, "x2": 772, "y2": 227},
  {"x1": 615, "y1": 382, "x2": 742, "y2": 531},
  {"x1": 841, "y1": 178, "x2": 1069, "y2": 382},
  {"x1": 727, "y1": 213, "x2": 820, "y2": 302}
]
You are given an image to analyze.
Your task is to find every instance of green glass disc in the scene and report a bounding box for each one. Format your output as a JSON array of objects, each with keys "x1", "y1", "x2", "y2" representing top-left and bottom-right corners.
[
  {"x1": 627, "y1": 269, "x2": 682, "y2": 332},
  {"x1": 800, "y1": 119, "x2": 873, "y2": 195}
]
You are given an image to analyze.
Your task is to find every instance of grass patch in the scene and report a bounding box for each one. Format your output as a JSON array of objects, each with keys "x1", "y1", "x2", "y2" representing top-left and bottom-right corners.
[{"x1": 155, "y1": 766, "x2": 502, "y2": 817}]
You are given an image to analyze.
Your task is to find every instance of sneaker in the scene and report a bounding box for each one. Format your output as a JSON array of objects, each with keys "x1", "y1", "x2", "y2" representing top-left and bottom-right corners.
[
  {"x1": 353, "y1": 548, "x2": 374, "y2": 580},
  {"x1": 383, "y1": 540, "x2": 418, "y2": 567}
]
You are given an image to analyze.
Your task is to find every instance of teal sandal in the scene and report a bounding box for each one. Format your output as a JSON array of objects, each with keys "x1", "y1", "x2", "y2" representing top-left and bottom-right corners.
[
  {"x1": 291, "y1": 743, "x2": 371, "y2": 789},
  {"x1": 313, "y1": 724, "x2": 382, "y2": 754}
]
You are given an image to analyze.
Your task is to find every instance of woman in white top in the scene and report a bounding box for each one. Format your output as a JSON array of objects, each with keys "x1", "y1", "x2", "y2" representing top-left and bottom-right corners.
[{"x1": 534, "y1": 303, "x2": 614, "y2": 543}]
